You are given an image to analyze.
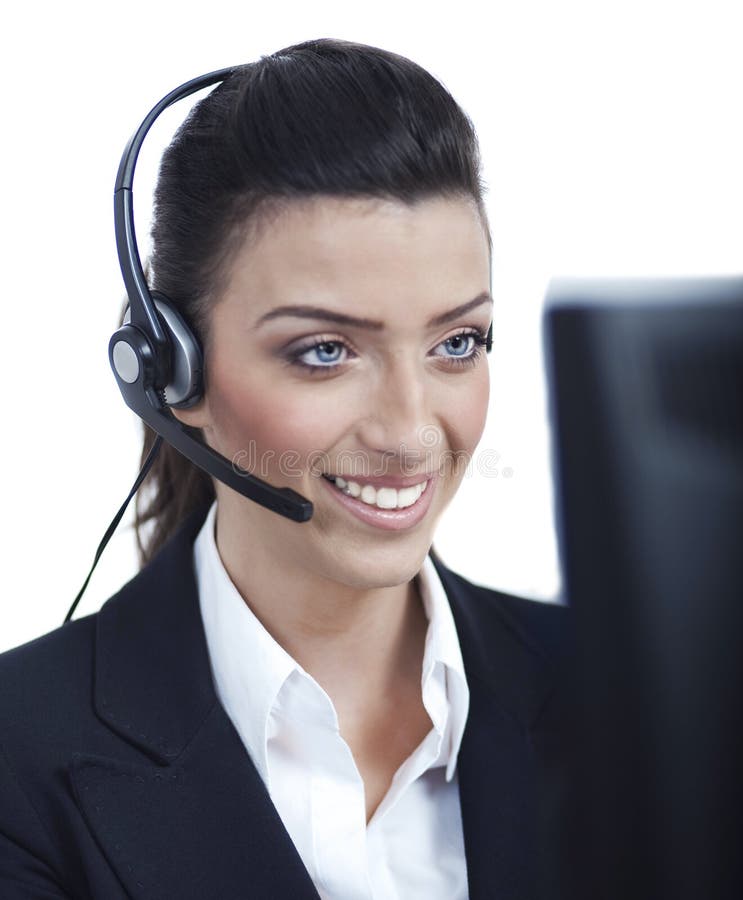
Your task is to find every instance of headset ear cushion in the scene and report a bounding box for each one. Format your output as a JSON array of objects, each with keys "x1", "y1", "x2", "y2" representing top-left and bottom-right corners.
[{"x1": 149, "y1": 292, "x2": 204, "y2": 407}]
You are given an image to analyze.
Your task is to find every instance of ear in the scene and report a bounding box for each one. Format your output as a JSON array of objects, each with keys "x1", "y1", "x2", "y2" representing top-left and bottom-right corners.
[{"x1": 170, "y1": 398, "x2": 211, "y2": 431}]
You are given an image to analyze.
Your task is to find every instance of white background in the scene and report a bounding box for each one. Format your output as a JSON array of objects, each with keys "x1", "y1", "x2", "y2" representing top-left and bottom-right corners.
[{"x1": 1, "y1": 0, "x2": 741, "y2": 652}]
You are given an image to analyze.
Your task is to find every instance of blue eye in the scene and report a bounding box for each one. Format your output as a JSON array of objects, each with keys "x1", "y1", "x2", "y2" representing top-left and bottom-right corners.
[
  {"x1": 310, "y1": 341, "x2": 345, "y2": 365},
  {"x1": 432, "y1": 329, "x2": 490, "y2": 368},
  {"x1": 292, "y1": 340, "x2": 350, "y2": 372},
  {"x1": 287, "y1": 328, "x2": 489, "y2": 376},
  {"x1": 440, "y1": 333, "x2": 478, "y2": 358}
]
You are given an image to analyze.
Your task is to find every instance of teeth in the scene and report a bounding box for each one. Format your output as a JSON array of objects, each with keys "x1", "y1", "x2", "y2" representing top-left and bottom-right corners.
[
  {"x1": 361, "y1": 484, "x2": 378, "y2": 505},
  {"x1": 328, "y1": 476, "x2": 427, "y2": 509}
]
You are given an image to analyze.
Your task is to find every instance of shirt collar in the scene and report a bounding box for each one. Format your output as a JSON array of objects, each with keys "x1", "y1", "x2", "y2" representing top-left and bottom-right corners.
[
  {"x1": 194, "y1": 502, "x2": 298, "y2": 786},
  {"x1": 194, "y1": 501, "x2": 470, "y2": 786},
  {"x1": 416, "y1": 551, "x2": 470, "y2": 780}
]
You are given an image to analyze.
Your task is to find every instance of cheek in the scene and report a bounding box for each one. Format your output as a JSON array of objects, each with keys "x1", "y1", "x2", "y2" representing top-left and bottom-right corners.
[
  {"x1": 444, "y1": 366, "x2": 490, "y2": 490},
  {"x1": 204, "y1": 363, "x2": 350, "y2": 471},
  {"x1": 449, "y1": 366, "x2": 490, "y2": 454}
]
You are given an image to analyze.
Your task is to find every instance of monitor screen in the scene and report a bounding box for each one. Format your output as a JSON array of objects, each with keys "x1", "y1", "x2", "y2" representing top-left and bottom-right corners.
[{"x1": 542, "y1": 276, "x2": 743, "y2": 900}]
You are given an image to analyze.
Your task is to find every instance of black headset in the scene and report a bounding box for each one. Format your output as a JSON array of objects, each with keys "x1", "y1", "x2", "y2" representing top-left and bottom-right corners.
[
  {"x1": 109, "y1": 67, "x2": 315, "y2": 524},
  {"x1": 65, "y1": 66, "x2": 494, "y2": 623}
]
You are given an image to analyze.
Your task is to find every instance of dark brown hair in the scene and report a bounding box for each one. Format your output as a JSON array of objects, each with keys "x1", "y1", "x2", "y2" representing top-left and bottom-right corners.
[{"x1": 133, "y1": 37, "x2": 492, "y2": 567}]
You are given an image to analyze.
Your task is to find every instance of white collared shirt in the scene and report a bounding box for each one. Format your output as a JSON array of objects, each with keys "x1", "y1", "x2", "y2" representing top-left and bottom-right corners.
[{"x1": 194, "y1": 501, "x2": 470, "y2": 900}]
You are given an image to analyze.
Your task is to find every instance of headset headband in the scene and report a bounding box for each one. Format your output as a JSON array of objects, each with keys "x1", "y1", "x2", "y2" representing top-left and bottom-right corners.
[
  {"x1": 109, "y1": 68, "x2": 314, "y2": 523},
  {"x1": 113, "y1": 68, "x2": 235, "y2": 378}
]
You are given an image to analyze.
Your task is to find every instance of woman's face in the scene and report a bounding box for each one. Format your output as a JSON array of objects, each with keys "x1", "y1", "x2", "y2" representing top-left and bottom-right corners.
[{"x1": 177, "y1": 194, "x2": 492, "y2": 588}]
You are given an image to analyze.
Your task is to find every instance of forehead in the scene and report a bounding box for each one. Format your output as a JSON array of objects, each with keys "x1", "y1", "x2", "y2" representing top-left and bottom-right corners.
[{"x1": 220, "y1": 195, "x2": 491, "y2": 324}]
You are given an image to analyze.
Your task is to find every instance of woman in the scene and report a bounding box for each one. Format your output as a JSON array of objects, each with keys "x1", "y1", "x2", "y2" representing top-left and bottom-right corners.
[{"x1": 0, "y1": 38, "x2": 570, "y2": 899}]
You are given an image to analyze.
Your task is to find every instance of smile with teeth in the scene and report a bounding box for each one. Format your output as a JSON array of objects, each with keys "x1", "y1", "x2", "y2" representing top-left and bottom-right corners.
[{"x1": 322, "y1": 474, "x2": 428, "y2": 510}]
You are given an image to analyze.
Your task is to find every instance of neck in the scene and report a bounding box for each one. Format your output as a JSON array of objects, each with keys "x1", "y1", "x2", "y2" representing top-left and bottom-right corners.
[{"x1": 213, "y1": 501, "x2": 430, "y2": 713}]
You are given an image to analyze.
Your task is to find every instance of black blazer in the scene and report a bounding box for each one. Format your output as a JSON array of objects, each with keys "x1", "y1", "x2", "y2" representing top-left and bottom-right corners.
[{"x1": 0, "y1": 505, "x2": 572, "y2": 900}]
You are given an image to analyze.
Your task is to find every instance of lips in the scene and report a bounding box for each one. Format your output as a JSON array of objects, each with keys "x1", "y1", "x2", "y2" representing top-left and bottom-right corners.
[{"x1": 319, "y1": 469, "x2": 438, "y2": 531}]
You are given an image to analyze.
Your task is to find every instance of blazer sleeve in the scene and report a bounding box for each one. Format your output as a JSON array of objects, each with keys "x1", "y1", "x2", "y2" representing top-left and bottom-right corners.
[{"x1": 0, "y1": 745, "x2": 72, "y2": 900}]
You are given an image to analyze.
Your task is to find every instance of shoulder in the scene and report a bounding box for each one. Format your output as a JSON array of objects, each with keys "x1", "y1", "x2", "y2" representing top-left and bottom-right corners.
[
  {"x1": 0, "y1": 504, "x2": 213, "y2": 778},
  {"x1": 430, "y1": 551, "x2": 573, "y2": 729},
  {"x1": 430, "y1": 549, "x2": 572, "y2": 664},
  {"x1": 0, "y1": 613, "x2": 99, "y2": 763},
  {"x1": 0, "y1": 612, "x2": 98, "y2": 708},
  {"x1": 0, "y1": 506, "x2": 204, "y2": 702},
  {"x1": 0, "y1": 613, "x2": 102, "y2": 886}
]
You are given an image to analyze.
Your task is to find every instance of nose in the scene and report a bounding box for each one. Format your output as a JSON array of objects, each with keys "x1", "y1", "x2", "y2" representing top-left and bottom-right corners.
[{"x1": 356, "y1": 353, "x2": 437, "y2": 469}]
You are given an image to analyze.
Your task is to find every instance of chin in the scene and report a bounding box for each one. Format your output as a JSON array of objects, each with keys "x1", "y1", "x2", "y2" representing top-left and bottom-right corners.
[{"x1": 322, "y1": 538, "x2": 432, "y2": 590}]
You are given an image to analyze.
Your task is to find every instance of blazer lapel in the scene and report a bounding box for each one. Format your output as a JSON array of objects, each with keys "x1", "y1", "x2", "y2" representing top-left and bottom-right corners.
[
  {"x1": 432, "y1": 555, "x2": 557, "y2": 900},
  {"x1": 70, "y1": 506, "x2": 320, "y2": 900},
  {"x1": 456, "y1": 674, "x2": 537, "y2": 900},
  {"x1": 70, "y1": 706, "x2": 320, "y2": 900}
]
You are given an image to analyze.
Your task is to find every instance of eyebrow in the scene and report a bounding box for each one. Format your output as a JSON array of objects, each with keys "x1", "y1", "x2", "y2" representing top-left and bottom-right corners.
[{"x1": 255, "y1": 291, "x2": 493, "y2": 330}]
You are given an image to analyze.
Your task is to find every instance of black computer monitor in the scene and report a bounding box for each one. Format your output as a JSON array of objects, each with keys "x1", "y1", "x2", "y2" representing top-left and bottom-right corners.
[{"x1": 542, "y1": 276, "x2": 743, "y2": 900}]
